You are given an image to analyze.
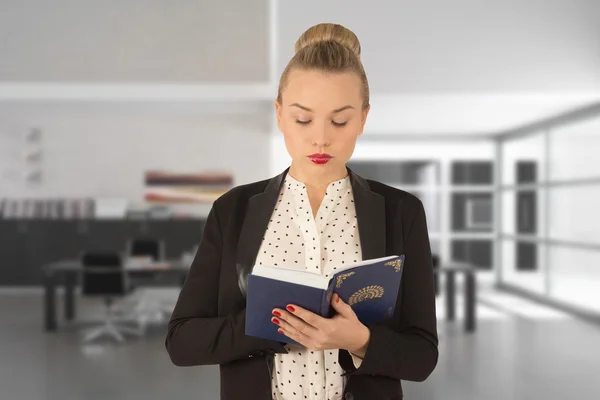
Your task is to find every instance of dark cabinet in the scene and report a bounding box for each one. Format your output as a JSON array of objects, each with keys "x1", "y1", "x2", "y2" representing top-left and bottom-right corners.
[
  {"x1": 0, "y1": 221, "x2": 29, "y2": 284},
  {"x1": 156, "y1": 220, "x2": 205, "y2": 259},
  {"x1": 26, "y1": 221, "x2": 85, "y2": 285},
  {"x1": 0, "y1": 219, "x2": 205, "y2": 286},
  {"x1": 81, "y1": 220, "x2": 130, "y2": 251}
]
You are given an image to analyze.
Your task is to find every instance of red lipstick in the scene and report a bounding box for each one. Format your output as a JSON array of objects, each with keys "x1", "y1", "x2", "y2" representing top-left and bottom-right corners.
[{"x1": 308, "y1": 153, "x2": 332, "y2": 165}]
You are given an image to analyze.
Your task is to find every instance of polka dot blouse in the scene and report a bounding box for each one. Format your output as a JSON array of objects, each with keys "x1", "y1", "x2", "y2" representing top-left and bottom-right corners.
[{"x1": 255, "y1": 173, "x2": 364, "y2": 400}]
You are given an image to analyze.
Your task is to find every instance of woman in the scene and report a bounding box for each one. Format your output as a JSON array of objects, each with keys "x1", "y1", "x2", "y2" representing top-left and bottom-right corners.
[{"x1": 166, "y1": 23, "x2": 438, "y2": 400}]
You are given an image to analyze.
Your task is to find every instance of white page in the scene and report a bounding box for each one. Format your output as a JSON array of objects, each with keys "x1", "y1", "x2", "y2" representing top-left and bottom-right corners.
[
  {"x1": 330, "y1": 255, "x2": 399, "y2": 275},
  {"x1": 251, "y1": 265, "x2": 330, "y2": 289},
  {"x1": 251, "y1": 255, "x2": 399, "y2": 289}
]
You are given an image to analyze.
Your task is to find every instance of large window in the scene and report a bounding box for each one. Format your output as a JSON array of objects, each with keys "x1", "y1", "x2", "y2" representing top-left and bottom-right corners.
[
  {"x1": 347, "y1": 158, "x2": 495, "y2": 271},
  {"x1": 499, "y1": 132, "x2": 547, "y2": 294},
  {"x1": 346, "y1": 160, "x2": 442, "y2": 253},
  {"x1": 497, "y1": 108, "x2": 600, "y2": 314}
]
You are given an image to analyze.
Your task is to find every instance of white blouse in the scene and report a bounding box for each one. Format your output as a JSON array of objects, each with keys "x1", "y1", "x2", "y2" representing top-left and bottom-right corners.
[{"x1": 255, "y1": 172, "x2": 364, "y2": 400}]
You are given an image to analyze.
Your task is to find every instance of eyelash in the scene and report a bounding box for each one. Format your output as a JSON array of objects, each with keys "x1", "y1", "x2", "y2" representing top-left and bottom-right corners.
[{"x1": 296, "y1": 120, "x2": 348, "y2": 127}]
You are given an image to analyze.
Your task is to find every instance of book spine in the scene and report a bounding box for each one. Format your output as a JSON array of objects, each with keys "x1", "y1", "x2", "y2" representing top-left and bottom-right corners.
[{"x1": 319, "y1": 280, "x2": 336, "y2": 318}]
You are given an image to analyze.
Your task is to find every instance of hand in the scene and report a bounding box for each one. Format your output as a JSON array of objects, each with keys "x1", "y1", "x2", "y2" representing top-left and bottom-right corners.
[{"x1": 271, "y1": 293, "x2": 370, "y2": 356}]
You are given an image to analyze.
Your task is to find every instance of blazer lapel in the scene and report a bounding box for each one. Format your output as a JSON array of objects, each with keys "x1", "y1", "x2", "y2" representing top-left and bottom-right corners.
[
  {"x1": 236, "y1": 168, "x2": 289, "y2": 298},
  {"x1": 348, "y1": 167, "x2": 387, "y2": 261}
]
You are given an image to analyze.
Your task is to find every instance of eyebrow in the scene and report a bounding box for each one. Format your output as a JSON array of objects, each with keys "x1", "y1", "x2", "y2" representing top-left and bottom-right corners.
[{"x1": 289, "y1": 103, "x2": 355, "y2": 113}]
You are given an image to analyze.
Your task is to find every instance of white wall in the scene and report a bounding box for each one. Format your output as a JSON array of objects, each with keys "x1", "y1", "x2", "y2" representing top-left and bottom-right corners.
[
  {"x1": 0, "y1": 0, "x2": 277, "y2": 205},
  {"x1": 548, "y1": 114, "x2": 600, "y2": 181},
  {"x1": 277, "y1": 0, "x2": 600, "y2": 93},
  {"x1": 0, "y1": 0, "x2": 270, "y2": 82},
  {"x1": 0, "y1": 104, "x2": 272, "y2": 202}
]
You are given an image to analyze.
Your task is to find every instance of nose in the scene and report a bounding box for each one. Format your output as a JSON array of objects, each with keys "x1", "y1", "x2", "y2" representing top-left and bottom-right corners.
[{"x1": 311, "y1": 123, "x2": 331, "y2": 147}]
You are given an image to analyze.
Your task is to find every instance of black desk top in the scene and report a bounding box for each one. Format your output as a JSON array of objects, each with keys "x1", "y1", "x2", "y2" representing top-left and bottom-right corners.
[{"x1": 43, "y1": 259, "x2": 190, "y2": 273}]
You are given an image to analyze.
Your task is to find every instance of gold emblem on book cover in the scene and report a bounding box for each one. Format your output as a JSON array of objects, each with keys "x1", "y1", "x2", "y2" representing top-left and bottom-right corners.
[
  {"x1": 384, "y1": 258, "x2": 403, "y2": 272},
  {"x1": 335, "y1": 272, "x2": 355, "y2": 289},
  {"x1": 348, "y1": 285, "x2": 385, "y2": 306}
]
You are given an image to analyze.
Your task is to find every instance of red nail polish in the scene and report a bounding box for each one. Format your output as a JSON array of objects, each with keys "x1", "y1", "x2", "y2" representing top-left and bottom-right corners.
[
  {"x1": 272, "y1": 318, "x2": 280, "y2": 325},
  {"x1": 278, "y1": 329, "x2": 284, "y2": 334},
  {"x1": 272, "y1": 311, "x2": 281, "y2": 317},
  {"x1": 336, "y1": 295, "x2": 340, "y2": 303},
  {"x1": 286, "y1": 305, "x2": 295, "y2": 312}
]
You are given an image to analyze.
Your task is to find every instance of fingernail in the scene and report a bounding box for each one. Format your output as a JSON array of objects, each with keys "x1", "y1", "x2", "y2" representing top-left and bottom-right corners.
[
  {"x1": 272, "y1": 318, "x2": 280, "y2": 325},
  {"x1": 278, "y1": 329, "x2": 284, "y2": 334},
  {"x1": 286, "y1": 305, "x2": 295, "y2": 312},
  {"x1": 336, "y1": 295, "x2": 340, "y2": 303},
  {"x1": 272, "y1": 311, "x2": 281, "y2": 317}
]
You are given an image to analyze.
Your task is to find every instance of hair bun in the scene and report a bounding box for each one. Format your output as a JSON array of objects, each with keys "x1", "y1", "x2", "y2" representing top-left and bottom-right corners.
[{"x1": 294, "y1": 23, "x2": 361, "y2": 57}]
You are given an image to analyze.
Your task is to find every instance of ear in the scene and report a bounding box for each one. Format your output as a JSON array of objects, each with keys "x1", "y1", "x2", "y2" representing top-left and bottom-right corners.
[
  {"x1": 274, "y1": 100, "x2": 283, "y2": 132},
  {"x1": 358, "y1": 105, "x2": 370, "y2": 136}
]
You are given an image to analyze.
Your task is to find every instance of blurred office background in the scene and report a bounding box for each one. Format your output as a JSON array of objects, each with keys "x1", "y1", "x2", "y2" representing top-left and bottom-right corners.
[{"x1": 1, "y1": 0, "x2": 600, "y2": 399}]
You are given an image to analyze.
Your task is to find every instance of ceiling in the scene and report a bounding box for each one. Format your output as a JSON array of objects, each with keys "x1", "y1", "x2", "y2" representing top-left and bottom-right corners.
[
  {"x1": 364, "y1": 93, "x2": 600, "y2": 136},
  {"x1": 2, "y1": 1, "x2": 600, "y2": 138}
]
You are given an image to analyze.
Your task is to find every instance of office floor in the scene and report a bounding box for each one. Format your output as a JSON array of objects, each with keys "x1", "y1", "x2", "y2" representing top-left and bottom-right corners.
[{"x1": 1, "y1": 288, "x2": 599, "y2": 400}]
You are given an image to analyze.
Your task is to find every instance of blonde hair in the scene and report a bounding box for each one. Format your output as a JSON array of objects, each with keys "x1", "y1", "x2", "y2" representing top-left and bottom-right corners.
[{"x1": 276, "y1": 23, "x2": 370, "y2": 110}]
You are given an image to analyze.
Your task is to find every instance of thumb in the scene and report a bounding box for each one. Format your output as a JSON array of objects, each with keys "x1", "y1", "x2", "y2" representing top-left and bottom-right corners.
[{"x1": 331, "y1": 293, "x2": 355, "y2": 318}]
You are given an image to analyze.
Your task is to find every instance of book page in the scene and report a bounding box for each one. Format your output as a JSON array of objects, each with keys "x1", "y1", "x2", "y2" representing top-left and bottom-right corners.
[
  {"x1": 251, "y1": 265, "x2": 330, "y2": 289},
  {"x1": 332, "y1": 255, "x2": 399, "y2": 275}
]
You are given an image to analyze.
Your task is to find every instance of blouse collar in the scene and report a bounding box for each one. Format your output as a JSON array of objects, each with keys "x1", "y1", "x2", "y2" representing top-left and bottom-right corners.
[{"x1": 284, "y1": 172, "x2": 351, "y2": 194}]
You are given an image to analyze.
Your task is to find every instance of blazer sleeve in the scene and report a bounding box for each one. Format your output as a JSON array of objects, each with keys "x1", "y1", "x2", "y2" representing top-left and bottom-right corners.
[
  {"x1": 165, "y1": 200, "x2": 287, "y2": 367},
  {"x1": 341, "y1": 198, "x2": 439, "y2": 382}
]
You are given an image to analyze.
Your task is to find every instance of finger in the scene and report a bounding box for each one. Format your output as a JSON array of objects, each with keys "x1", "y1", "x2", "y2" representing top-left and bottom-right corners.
[
  {"x1": 273, "y1": 311, "x2": 318, "y2": 337},
  {"x1": 272, "y1": 308, "x2": 307, "y2": 327},
  {"x1": 273, "y1": 317, "x2": 312, "y2": 344},
  {"x1": 285, "y1": 304, "x2": 325, "y2": 329},
  {"x1": 331, "y1": 293, "x2": 356, "y2": 318}
]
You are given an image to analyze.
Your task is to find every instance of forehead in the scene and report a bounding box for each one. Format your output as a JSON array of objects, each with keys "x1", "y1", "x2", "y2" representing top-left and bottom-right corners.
[{"x1": 282, "y1": 69, "x2": 362, "y2": 108}]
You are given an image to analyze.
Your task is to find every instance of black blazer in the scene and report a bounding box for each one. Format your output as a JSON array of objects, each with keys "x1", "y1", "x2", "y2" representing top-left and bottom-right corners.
[{"x1": 165, "y1": 167, "x2": 438, "y2": 400}]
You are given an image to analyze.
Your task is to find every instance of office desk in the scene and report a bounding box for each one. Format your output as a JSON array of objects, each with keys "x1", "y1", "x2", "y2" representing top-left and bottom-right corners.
[
  {"x1": 434, "y1": 263, "x2": 477, "y2": 333},
  {"x1": 42, "y1": 260, "x2": 189, "y2": 332}
]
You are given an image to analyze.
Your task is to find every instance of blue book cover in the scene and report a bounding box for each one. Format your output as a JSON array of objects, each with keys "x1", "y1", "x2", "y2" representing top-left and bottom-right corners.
[{"x1": 245, "y1": 255, "x2": 405, "y2": 344}]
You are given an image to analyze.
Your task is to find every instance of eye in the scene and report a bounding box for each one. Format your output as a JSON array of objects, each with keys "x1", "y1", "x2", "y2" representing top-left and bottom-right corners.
[
  {"x1": 332, "y1": 121, "x2": 348, "y2": 127},
  {"x1": 295, "y1": 120, "x2": 311, "y2": 125}
]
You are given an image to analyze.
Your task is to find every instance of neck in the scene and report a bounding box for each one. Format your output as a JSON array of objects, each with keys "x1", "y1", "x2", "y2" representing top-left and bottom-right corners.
[{"x1": 287, "y1": 162, "x2": 348, "y2": 191}]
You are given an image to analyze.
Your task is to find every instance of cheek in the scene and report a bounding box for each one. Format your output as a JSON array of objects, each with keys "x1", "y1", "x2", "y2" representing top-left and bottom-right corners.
[
  {"x1": 334, "y1": 125, "x2": 361, "y2": 154},
  {"x1": 281, "y1": 122, "x2": 307, "y2": 155},
  {"x1": 338, "y1": 123, "x2": 362, "y2": 143}
]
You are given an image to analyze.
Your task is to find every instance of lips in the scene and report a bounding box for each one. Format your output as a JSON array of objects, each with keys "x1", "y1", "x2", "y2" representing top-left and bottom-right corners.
[{"x1": 308, "y1": 153, "x2": 332, "y2": 164}]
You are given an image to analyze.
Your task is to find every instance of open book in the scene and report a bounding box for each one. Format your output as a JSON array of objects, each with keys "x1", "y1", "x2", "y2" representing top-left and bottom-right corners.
[{"x1": 245, "y1": 255, "x2": 405, "y2": 344}]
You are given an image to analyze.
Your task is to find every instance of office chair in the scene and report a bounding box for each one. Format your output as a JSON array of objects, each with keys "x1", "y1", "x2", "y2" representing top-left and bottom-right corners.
[
  {"x1": 126, "y1": 238, "x2": 165, "y2": 261},
  {"x1": 81, "y1": 252, "x2": 141, "y2": 343},
  {"x1": 124, "y1": 238, "x2": 172, "y2": 326}
]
